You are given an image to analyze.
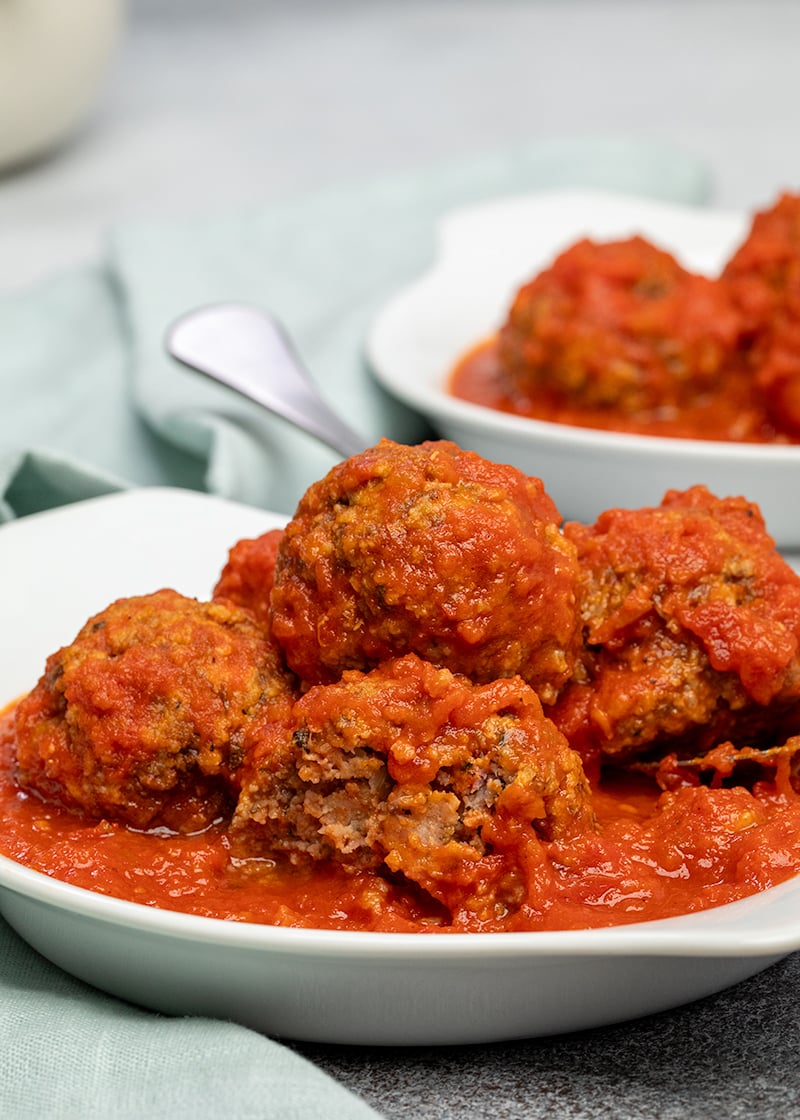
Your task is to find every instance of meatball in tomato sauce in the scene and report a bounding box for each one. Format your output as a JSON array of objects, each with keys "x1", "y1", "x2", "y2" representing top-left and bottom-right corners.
[
  {"x1": 15, "y1": 589, "x2": 296, "y2": 832},
  {"x1": 498, "y1": 236, "x2": 742, "y2": 420},
  {"x1": 553, "y1": 486, "x2": 800, "y2": 772},
  {"x1": 270, "y1": 438, "x2": 581, "y2": 703},
  {"x1": 213, "y1": 527, "x2": 284, "y2": 630},
  {"x1": 723, "y1": 192, "x2": 800, "y2": 436},
  {"x1": 232, "y1": 653, "x2": 594, "y2": 923}
]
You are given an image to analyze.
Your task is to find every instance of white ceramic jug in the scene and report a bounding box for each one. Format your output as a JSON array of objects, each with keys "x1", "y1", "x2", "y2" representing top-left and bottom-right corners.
[{"x1": 0, "y1": 0, "x2": 125, "y2": 171}]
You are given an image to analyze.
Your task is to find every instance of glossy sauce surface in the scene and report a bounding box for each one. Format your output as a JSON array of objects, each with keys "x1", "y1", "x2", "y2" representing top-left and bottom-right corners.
[
  {"x1": 450, "y1": 339, "x2": 796, "y2": 444},
  {"x1": 4, "y1": 707, "x2": 800, "y2": 932}
]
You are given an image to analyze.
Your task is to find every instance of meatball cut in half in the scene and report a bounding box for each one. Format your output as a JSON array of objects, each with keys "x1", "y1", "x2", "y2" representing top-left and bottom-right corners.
[
  {"x1": 15, "y1": 589, "x2": 296, "y2": 832},
  {"x1": 270, "y1": 438, "x2": 581, "y2": 703},
  {"x1": 232, "y1": 653, "x2": 594, "y2": 924},
  {"x1": 553, "y1": 486, "x2": 800, "y2": 771},
  {"x1": 498, "y1": 236, "x2": 741, "y2": 419}
]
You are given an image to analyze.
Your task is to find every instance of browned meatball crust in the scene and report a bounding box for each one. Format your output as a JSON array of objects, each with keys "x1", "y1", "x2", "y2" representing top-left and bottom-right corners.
[
  {"x1": 15, "y1": 589, "x2": 296, "y2": 831},
  {"x1": 552, "y1": 486, "x2": 800, "y2": 770},
  {"x1": 498, "y1": 236, "x2": 742, "y2": 419},
  {"x1": 270, "y1": 438, "x2": 581, "y2": 703}
]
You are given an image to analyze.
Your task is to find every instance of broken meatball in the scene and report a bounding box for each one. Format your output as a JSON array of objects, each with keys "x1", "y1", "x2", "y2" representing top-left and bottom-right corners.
[
  {"x1": 270, "y1": 438, "x2": 581, "y2": 702},
  {"x1": 232, "y1": 653, "x2": 594, "y2": 923},
  {"x1": 15, "y1": 589, "x2": 296, "y2": 831}
]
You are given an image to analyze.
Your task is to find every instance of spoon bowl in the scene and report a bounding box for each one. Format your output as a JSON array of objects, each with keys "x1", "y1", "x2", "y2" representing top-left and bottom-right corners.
[{"x1": 166, "y1": 303, "x2": 367, "y2": 460}]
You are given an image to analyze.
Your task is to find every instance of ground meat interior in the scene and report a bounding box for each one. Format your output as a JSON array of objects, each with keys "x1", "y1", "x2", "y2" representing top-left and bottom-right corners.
[{"x1": 231, "y1": 653, "x2": 593, "y2": 923}]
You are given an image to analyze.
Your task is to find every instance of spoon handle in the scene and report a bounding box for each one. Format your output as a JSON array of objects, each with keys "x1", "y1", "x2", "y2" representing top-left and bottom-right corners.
[{"x1": 165, "y1": 303, "x2": 367, "y2": 460}]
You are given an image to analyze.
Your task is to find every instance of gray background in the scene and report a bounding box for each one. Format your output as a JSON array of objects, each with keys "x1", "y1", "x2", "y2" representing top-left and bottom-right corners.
[{"x1": 2, "y1": 0, "x2": 799, "y2": 293}]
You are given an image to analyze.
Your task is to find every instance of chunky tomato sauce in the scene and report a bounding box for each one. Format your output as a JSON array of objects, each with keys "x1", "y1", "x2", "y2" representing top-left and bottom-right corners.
[
  {"x1": 4, "y1": 706, "x2": 800, "y2": 932},
  {"x1": 449, "y1": 205, "x2": 800, "y2": 443},
  {"x1": 450, "y1": 338, "x2": 796, "y2": 444}
]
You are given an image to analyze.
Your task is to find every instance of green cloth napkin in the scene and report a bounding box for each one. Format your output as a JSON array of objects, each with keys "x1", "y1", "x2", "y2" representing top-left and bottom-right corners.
[
  {"x1": 0, "y1": 134, "x2": 711, "y2": 521},
  {"x1": 0, "y1": 923, "x2": 381, "y2": 1120},
  {"x1": 0, "y1": 134, "x2": 712, "y2": 1119}
]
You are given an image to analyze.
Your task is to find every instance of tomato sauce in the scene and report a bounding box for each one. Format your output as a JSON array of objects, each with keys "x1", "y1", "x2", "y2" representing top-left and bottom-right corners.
[
  {"x1": 450, "y1": 338, "x2": 796, "y2": 444},
  {"x1": 4, "y1": 706, "x2": 800, "y2": 933}
]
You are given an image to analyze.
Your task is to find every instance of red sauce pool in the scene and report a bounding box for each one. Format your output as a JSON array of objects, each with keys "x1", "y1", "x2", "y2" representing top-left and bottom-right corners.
[
  {"x1": 3, "y1": 706, "x2": 800, "y2": 932},
  {"x1": 450, "y1": 338, "x2": 796, "y2": 444}
]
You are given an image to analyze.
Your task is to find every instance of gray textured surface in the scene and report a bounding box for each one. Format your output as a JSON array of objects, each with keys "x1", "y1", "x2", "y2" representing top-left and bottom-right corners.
[{"x1": 295, "y1": 954, "x2": 800, "y2": 1118}]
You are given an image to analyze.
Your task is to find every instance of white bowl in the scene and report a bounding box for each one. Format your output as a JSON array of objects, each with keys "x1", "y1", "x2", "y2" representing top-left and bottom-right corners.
[
  {"x1": 2, "y1": 488, "x2": 800, "y2": 1045},
  {"x1": 366, "y1": 189, "x2": 800, "y2": 551}
]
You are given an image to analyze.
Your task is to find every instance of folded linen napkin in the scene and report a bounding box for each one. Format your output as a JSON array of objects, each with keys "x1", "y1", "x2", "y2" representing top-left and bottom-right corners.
[
  {"x1": 0, "y1": 135, "x2": 712, "y2": 1120},
  {"x1": 0, "y1": 134, "x2": 711, "y2": 521}
]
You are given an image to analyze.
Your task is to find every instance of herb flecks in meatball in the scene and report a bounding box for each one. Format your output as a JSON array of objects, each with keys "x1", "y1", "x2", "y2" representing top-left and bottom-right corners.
[
  {"x1": 15, "y1": 589, "x2": 296, "y2": 832},
  {"x1": 270, "y1": 438, "x2": 581, "y2": 703},
  {"x1": 553, "y1": 486, "x2": 800, "y2": 770}
]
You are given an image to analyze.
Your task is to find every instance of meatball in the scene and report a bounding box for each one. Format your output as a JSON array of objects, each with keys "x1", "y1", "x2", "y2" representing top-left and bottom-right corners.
[
  {"x1": 498, "y1": 236, "x2": 742, "y2": 421},
  {"x1": 753, "y1": 317, "x2": 800, "y2": 436},
  {"x1": 213, "y1": 528, "x2": 284, "y2": 629},
  {"x1": 723, "y1": 192, "x2": 800, "y2": 339},
  {"x1": 231, "y1": 653, "x2": 594, "y2": 923},
  {"x1": 15, "y1": 589, "x2": 296, "y2": 831},
  {"x1": 270, "y1": 438, "x2": 581, "y2": 702},
  {"x1": 552, "y1": 486, "x2": 800, "y2": 771},
  {"x1": 723, "y1": 193, "x2": 800, "y2": 435}
]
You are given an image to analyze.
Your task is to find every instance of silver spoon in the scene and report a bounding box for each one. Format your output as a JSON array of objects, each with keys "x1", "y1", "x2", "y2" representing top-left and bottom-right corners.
[{"x1": 165, "y1": 303, "x2": 367, "y2": 459}]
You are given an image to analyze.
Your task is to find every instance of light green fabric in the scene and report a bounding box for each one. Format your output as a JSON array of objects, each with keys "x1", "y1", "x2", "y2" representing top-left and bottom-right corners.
[
  {"x1": 0, "y1": 135, "x2": 712, "y2": 1119},
  {"x1": 0, "y1": 923, "x2": 381, "y2": 1120},
  {"x1": 0, "y1": 134, "x2": 711, "y2": 520}
]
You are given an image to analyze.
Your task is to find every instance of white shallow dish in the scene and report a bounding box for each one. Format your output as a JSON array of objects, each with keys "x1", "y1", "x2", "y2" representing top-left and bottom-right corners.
[
  {"x1": 367, "y1": 188, "x2": 800, "y2": 551},
  {"x1": 2, "y1": 488, "x2": 800, "y2": 1047}
]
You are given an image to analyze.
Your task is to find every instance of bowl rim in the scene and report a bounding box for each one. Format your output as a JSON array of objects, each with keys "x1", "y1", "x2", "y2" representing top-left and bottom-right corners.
[
  {"x1": 2, "y1": 492, "x2": 800, "y2": 978},
  {"x1": 373, "y1": 370, "x2": 800, "y2": 462},
  {"x1": 365, "y1": 188, "x2": 800, "y2": 464},
  {"x1": 3, "y1": 847, "x2": 800, "y2": 961}
]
